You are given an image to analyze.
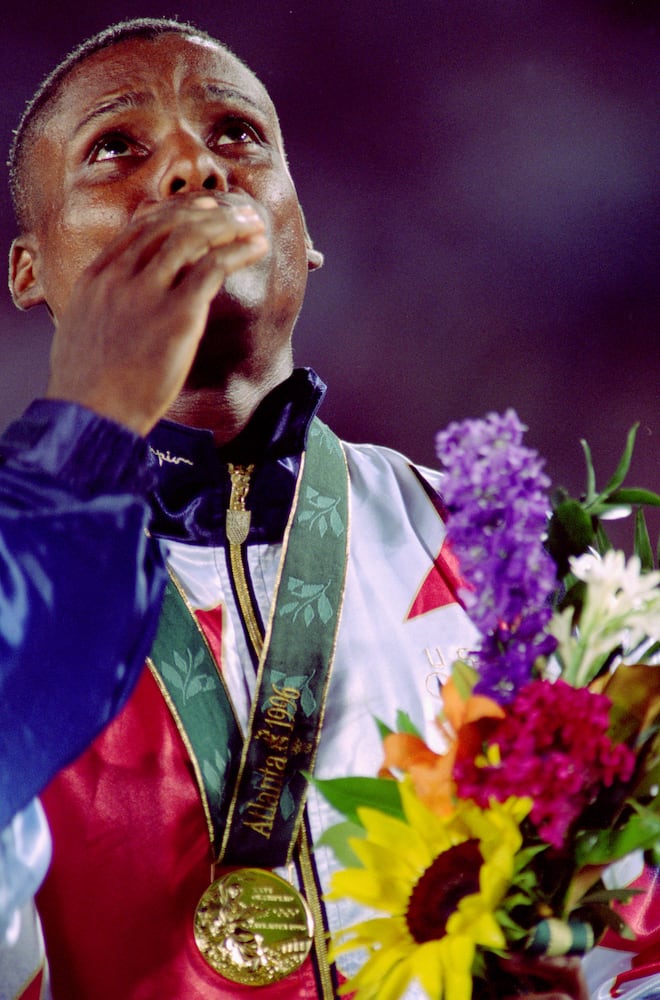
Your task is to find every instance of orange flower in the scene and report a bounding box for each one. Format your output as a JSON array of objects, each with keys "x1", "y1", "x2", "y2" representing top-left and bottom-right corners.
[{"x1": 382, "y1": 678, "x2": 505, "y2": 816}]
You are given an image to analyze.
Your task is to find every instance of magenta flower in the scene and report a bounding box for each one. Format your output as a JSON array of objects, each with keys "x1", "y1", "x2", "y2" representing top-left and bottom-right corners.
[
  {"x1": 435, "y1": 410, "x2": 558, "y2": 702},
  {"x1": 452, "y1": 679, "x2": 636, "y2": 848}
]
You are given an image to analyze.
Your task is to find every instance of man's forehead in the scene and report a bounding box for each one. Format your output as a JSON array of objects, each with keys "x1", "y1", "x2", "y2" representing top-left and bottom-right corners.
[{"x1": 49, "y1": 33, "x2": 276, "y2": 124}]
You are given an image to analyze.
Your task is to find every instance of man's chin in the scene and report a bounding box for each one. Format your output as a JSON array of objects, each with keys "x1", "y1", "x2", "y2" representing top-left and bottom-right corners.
[{"x1": 212, "y1": 261, "x2": 268, "y2": 313}]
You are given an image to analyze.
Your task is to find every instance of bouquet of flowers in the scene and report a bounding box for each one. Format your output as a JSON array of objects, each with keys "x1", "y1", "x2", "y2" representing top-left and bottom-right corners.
[{"x1": 314, "y1": 412, "x2": 660, "y2": 1000}]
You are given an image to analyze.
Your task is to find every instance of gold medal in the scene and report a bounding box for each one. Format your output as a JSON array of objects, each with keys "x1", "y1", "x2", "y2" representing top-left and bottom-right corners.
[{"x1": 194, "y1": 868, "x2": 314, "y2": 985}]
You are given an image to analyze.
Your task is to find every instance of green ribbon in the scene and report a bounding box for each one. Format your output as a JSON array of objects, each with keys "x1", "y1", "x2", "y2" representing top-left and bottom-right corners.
[{"x1": 149, "y1": 419, "x2": 349, "y2": 867}]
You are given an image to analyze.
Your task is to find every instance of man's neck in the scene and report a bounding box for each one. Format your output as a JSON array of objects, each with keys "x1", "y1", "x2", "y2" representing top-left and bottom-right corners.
[{"x1": 164, "y1": 355, "x2": 295, "y2": 445}]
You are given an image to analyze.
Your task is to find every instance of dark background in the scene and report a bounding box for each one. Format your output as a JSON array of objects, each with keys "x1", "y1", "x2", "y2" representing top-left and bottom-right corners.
[{"x1": 2, "y1": 1, "x2": 658, "y2": 538}]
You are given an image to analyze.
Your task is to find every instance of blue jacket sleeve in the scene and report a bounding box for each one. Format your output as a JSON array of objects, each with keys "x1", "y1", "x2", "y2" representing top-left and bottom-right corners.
[{"x1": 0, "y1": 400, "x2": 168, "y2": 829}]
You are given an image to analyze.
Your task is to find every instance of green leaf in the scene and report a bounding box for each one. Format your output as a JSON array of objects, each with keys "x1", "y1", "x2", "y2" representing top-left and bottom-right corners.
[
  {"x1": 173, "y1": 649, "x2": 188, "y2": 673},
  {"x1": 285, "y1": 673, "x2": 308, "y2": 690},
  {"x1": 594, "y1": 521, "x2": 614, "y2": 556},
  {"x1": 546, "y1": 500, "x2": 595, "y2": 575},
  {"x1": 608, "y1": 488, "x2": 660, "y2": 507},
  {"x1": 630, "y1": 758, "x2": 660, "y2": 802},
  {"x1": 572, "y1": 901, "x2": 635, "y2": 939},
  {"x1": 577, "y1": 887, "x2": 642, "y2": 907},
  {"x1": 374, "y1": 716, "x2": 395, "y2": 740},
  {"x1": 316, "y1": 820, "x2": 365, "y2": 867},
  {"x1": 160, "y1": 662, "x2": 184, "y2": 691},
  {"x1": 317, "y1": 593, "x2": 333, "y2": 624},
  {"x1": 580, "y1": 438, "x2": 597, "y2": 505},
  {"x1": 495, "y1": 910, "x2": 531, "y2": 941},
  {"x1": 330, "y1": 510, "x2": 344, "y2": 536},
  {"x1": 309, "y1": 774, "x2": 404, "y2": 825},
  {"x1": 575, "y1": 804, "x2": 660, "y2": 866},
  {"x1": 556, "y1": 577, "x2": 584, "y2": 615},
  {"x1": 634, "y1": 508, "x2": 655, "y2": 570},
  {"x1": 513, "y1": 843, "x2": 548, "y2": 870},
  {"x1": 280, "y1": 784, "x2": 296, "y2": 820},
  {"x1": 588, "y1": 423, "x2": 639, "y2": 508},
  {"x1": 311, "y1": 494, "x2": 335, "y2": 510},
  {"x1": 501, "y1": 890, "x2": 537, "y2": 911},
  {"x1": 451, "y1": 659, "x2": 479, "y2": 700},
  {"x1": 202, "y1": 758, "x2": 220, "y2": 787},
  {"x1": 395, "y1": 710, "x2": 422, "y2": 737},
  {"x1": 300, "y1": 686, "x2": 317, "y2": 717},
  {"x1": 186, "y1": 676, "x2": 203, "y2": 699}
]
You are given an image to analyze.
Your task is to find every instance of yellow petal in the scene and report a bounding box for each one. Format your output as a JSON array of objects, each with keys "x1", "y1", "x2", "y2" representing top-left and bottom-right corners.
[
  {"x1": 441, "y1": 934, "x2": 475, "y2": 1000},
  {"x1": 377, "y1": 957, "x2": 417, "y2": 1000},
  {"x1": 410, "y1": 939, "x2": 447, "y2": 998},
  {"x1": 328, "y1": 867, "x2": 409, "y2": 911},
  {"x1": 358, "y1": 805, "x2": 431, "y2": 864},
  {"x1": 400, "y1": 781, "x2": 455, "y2": 851},
  {"x1": 351, "y1": 834, "x2": 422, "y2": 884},
  {"x1": 470, "y1": 911, "x2": 506, "y2": 949},
  {"x1": 348, "y1": 942, "x2": 412, "y2": 996},
  {"x1": 330, "y1": 916, "x2": 408, "y2": 955}
]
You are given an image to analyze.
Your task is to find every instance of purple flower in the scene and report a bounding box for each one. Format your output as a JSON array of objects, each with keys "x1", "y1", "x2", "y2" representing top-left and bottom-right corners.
[{"x1": 435, "y1": 410, "x2": 558, "y2": 702}]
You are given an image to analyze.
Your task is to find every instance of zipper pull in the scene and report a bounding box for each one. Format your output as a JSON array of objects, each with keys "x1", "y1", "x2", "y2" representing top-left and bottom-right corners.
[{"x1": 226, "y1": 463, "x2": 254, "y2": 545}]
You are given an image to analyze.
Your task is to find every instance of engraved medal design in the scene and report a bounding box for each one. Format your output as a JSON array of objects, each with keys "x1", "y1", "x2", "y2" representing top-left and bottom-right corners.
[{"x1": 194, "y1": 868, "x2": 314, "y2": 985}]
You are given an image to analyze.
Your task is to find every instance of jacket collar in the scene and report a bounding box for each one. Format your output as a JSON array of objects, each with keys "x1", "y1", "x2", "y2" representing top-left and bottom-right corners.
[{"x1": 146, "y1": 368, "x2": 326, "y2": 545}]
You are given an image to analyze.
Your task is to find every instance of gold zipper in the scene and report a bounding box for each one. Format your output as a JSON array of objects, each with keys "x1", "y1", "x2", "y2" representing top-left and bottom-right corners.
[
  {"x1": 226, "y1": 463, "x2": 263, "y2": 659},
  {"x1": 297, "y1": 826, "x2": 335, "y2": 999}
]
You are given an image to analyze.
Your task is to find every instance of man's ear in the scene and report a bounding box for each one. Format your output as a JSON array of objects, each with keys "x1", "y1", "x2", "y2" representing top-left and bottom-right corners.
[
  {"x1": 299, "y1": 206, "x2": 324, "y2": 271},
  {"x1": 9, "y1": 236, "x2": 48, "y2": 311},
  {"x1": 306, "y1": 237, "x2": 324, "y2": 272}
]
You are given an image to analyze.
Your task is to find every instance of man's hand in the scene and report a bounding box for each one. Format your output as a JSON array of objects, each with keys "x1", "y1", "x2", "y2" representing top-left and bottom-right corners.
[{"x1": 45, "y1": 197, "x2": 268, "y2": 434}]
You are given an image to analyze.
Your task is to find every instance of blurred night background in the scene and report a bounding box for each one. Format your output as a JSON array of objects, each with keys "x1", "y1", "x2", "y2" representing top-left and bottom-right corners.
[{"x1": 1, "y1": 1, "x2": 658, "y2": 537}]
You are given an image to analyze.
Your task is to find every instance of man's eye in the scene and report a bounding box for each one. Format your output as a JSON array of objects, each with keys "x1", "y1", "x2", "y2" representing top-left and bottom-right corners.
[
  {"x1": 212, "y1": 119, "x2": 261, "y2": 147},
  {"x1": 90, "y1": 134, "x2": 134, "y2": 162}
]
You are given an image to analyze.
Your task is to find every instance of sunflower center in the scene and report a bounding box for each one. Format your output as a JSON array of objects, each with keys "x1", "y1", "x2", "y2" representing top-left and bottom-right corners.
[{"x1": 406, "y1": 839, "x2": 482, "y2": 944}]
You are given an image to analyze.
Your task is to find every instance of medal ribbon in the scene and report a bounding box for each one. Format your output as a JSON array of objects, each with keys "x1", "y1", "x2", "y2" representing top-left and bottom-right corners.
[{"x1": 149, "y1": 419, "x2": 349, "y2": 867}]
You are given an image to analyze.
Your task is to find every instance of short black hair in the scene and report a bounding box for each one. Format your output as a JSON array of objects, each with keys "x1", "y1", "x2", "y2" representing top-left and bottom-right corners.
[{"x1": 8, "y1": 17, "x2": 242, "y2": 230}]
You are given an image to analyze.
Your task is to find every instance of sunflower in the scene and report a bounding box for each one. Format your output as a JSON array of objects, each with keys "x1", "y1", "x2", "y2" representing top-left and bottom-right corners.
[{"x1": 327, "y1": 782, "x2": 531, "y2": 1000}]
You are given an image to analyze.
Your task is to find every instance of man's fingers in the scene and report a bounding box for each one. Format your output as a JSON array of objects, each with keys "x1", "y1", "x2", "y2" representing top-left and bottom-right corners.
[
  {"x1": 86, "y1": 200, "x2": 265, "y2": 284},
  {"x1": 175, "y1": 232, "x2": 269, "y2": 297},
  {"x1": 138, "y1": 205, "x2": 265, "y2": 285}
]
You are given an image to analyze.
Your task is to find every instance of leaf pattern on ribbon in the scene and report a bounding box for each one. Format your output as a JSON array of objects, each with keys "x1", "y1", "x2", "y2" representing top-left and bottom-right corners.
[
  {"x1": 269, "y1": 669, "x2": 318, "y2": 717},
  {"x1": 280, "y1": 784, "x2": 296, "y2": 822},
  {"x1": 297, "y1": 486, "x2": 345, "y2": 538},
  {"x1": 202, "y1": 747, "x2": 228, "y2": 795},
  {"x1": 277, "y1": 576, "x2": 334, "y2": 628},
  {"x1": 160, "y1": 647, "x2": 217, "y2": 705}
]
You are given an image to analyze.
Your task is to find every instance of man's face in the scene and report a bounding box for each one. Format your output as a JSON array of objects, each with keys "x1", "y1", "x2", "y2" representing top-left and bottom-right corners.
[{"x1": 18, "y1": 33, "x2": 311, "y2": 349}]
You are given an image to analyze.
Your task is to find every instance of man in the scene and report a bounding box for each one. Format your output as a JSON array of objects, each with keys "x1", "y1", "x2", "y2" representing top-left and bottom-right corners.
[{"x1": 1, "y1": 17, "x2": 613, "y2": 1000}]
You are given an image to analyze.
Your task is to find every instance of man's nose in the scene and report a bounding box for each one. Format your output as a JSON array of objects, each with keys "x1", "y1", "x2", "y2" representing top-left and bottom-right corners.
[{"x1": 158, "y1": 131, "x2": 228, "y2": 197}]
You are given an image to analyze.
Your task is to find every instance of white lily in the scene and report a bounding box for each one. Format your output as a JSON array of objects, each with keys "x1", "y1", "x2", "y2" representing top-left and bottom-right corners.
[{"x1": 550, "y1": 550, "x2": 660, "y2": 687}]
